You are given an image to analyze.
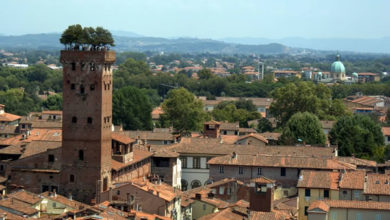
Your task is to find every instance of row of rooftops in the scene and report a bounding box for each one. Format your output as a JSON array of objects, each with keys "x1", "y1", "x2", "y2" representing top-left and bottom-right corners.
[{"x1": 297, "y1": 170, "x2": 390, "y2": 196}]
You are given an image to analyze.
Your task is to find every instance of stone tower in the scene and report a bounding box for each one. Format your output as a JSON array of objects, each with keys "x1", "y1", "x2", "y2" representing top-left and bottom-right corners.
[{"x1": 59, "y1": 50, "x2": 115, "y2": 203}]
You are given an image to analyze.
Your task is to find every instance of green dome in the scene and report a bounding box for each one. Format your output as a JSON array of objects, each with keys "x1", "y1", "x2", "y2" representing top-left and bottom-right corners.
[
  {"x1": 331, "y1": 54, "x2": 345, "y2": 73},
  {"x1": 352, "y1": 72, "x2": 358, "y2": 78}
]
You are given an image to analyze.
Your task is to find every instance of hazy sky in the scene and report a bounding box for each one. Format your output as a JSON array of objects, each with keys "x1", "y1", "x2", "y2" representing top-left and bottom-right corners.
[{"x1": 1, "y1": 0, "x2": 389, "y2": 39}]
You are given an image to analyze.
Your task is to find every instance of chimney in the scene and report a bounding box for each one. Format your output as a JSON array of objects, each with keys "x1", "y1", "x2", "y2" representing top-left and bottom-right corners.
[{"x1": 68, "y1": 193, "x2": 72, "y2": 201}]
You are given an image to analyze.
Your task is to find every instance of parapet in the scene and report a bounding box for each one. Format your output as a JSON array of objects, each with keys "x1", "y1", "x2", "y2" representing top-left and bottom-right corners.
[{"x1": 60, "y1": 50, "x2": 116, "y2": 63}]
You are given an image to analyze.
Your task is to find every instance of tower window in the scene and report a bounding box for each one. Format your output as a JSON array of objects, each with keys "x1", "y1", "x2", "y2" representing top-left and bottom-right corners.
[
  {"x1": 72, "y1": 117, "x2": 77, "y2": 123},
  {"x1": 79, "y1": 150, "x2": 84, "y2": 161},
  {"x1": 71, "y1": 84, "x2": 75, "y2": 90},
  {"x1": 90, "y1": 84, "x2": 95, "y2": 91},
  {"x1": 71, "y1": 62, "x2": 76, "y2": 70},
  {"x1": 70, "y1": 174, "x2": 75, "y2": 183},
  {"x1": 90, "y1": 63, "x2": 96, "y2": 71},
  {"x1": 80, "y1": 85, "x2": 85, "y2": 94},
  {"x1": 81, "y1": 62, "x2": 85, "y2": 71},
  {"x1": 48, "y1": 154, "x2": 55, "y2": 163},
  {"x1": 87, "y1": 117, "x2": 93, "y2": 124}
]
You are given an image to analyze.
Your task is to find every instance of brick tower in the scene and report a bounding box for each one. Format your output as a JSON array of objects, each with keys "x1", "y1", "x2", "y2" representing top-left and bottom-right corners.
[{"x1": 59, "y1": 50, "x2": 115, "y2": 203}]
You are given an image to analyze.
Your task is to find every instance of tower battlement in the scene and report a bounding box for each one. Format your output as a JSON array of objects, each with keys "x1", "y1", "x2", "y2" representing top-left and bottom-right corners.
[{"x1": 60, "y1": 50, "x2": 116, "y2": 63}]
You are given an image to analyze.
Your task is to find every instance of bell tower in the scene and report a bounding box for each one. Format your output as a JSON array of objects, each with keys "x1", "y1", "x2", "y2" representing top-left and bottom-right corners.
[{"x1": 59, "y1": 50, "x2": 115, "y2": 203}]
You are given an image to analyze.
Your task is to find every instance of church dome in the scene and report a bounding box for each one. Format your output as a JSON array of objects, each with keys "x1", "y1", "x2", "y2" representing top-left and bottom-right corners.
[
  {"x1": 331, "y1": 54, "x2": 345, "y2": 73},
  {"x1": 352, "y1": 72, "x2": 358, "y2": 78}
]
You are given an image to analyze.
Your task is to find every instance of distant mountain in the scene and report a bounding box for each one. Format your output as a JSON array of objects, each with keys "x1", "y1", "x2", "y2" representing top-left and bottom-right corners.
[
  {"x1": 111, "y1": 30, "x2": 144, "y2": 38},
  {"x1": 0, "y1": 33, "x2": 291, "y2": 54},
  {"x1": 222, "y1": 37, "x2": 390, "y2": 54}
]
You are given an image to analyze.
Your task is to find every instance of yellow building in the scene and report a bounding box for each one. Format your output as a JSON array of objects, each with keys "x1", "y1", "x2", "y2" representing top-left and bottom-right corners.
[
  {"x1": 308, "y1": 200, "x2": 390, "y2": 220},
  {"x1": 297, "y1": 170, "x2": 340, "y2": 220}
]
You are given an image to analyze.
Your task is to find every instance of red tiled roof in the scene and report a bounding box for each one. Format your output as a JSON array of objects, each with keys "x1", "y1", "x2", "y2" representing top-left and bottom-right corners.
[
  {"x1": 338, "y1": 170, "x2": 366, "y2": 190},
  {"x1": 8, "y1": 190, "x2": 42, "y2": 205},
  {"x1": 297, "y1": 170, "x2": 339, "y2": 190},
  {"x1": 111, "y1": 149, "x2": 153, "y2": 171},
  {"x1": 236, "y1": 133, "x2": 268, "y2": 144},
  {"x1": 357, "y1": 72, "x2": 378, "y2": 76},
  {"x1": 318, "y1": 200, "x2": 390, "y2": 211},
  {"x1": 308, "y1": 200, "x2": 329, "y2": 212},
  {"x1": 0, "y1": 198, "x2": 38, "y2": 216},
  {"x1": 208, "y1": 153, "x2": 355, "y2": 170},
  {"x1": 382, "y1": 127, "x2": 390, "y2": 136},
  {"x1": 364, "y1": 173, "x2": 390, "y2": 195},
  {"x1": 42, "y1": 110, "x2": 62, "y2": 115},
  {"x1": 41, "y1": 191, "x2": 87, "y2": 209},
  {"x1": 0, "y1": 113, "x2": 21, "y2": 122},
  {"x1": 112, "y1": 133, "x2": 135, "y2": 145}
]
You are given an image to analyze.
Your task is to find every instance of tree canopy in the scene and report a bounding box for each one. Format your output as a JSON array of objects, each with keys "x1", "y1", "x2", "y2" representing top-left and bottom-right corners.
[
  {"x1": 212, "y1": 100, "x2": 261, "y2": 127},
  {"x1": 270, "y1": 81, "x2": 349, "y2": 126},
  {"x1": 281, "y1": 112, "x2": 326, "y2": 145},
  {"x1": 161, "y1": 88, "x2": 208, "y2": 134},
  {"x1": 329, "y1": 114, "x2": 385, "y2": 161},
  {"x1": 60, "y1": 24, "x2": 114, "y2": 50},
  {"x1": 113, "y1": 86, "x2": 153, "y2": 130}
]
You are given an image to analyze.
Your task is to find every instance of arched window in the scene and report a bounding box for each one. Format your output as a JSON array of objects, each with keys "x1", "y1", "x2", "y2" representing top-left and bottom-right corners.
[
  {"x1": 79, "y1": 150, "x2": 84, "y2": 161},
  {"x1": 191, "y1": 180, "x2": 201, "y2": 189},
  {"x1": 181, "y1": 179, "x2": 188, "y2": 191},
  {"x1": 69, "y1": 174, "x2": 75, "y2": 183}
]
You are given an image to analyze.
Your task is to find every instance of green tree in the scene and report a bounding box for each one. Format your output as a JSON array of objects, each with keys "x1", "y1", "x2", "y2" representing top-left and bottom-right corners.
[
  {"x1": 281, "y1": 112, "x2": 326, "y2": 145},
  {"x1": 270, "y1": 81, "x2": 348, "y2": 126},
  {"x1": 162, "y1": 88, "x2": 207, "y2": 134},
  {"x1": 329, "y1": 114, "x2": 385, "y2": 161},
  {"x1": 113, "y1": 86, "x2": 153, "y2": 130},
  {"x1": 386, "y1": 109, "x2": 390, "y2": 125},
  {"x1": 257, "y1": 118, "x2": 273, "y2": 133},
  {"x1": 43, "y1": 94, "x2": 63, "y2": 110},
  {"x1": 212, "y1": 103, "x2": 261, "y2": 127},
  {"x1": 198, "y1": 69, "x2": 213, "y2": 80}
]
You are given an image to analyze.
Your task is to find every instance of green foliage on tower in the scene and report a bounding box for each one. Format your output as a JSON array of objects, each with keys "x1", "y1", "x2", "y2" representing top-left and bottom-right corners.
[
  {"x1": 329, "y1": 114, "x2": 385, "y2": 162},
  {"x1": 60, "y1": 24, "x2": 114, "y2": 50},
  {"x1": 281, "y1": 112, "x2": 326, "y2": 145}
]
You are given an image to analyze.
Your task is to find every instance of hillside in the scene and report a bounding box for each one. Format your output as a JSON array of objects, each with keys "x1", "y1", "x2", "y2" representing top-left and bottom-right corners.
[{"x1": 0, "y1": 33, "x2": 291, "y2": 54}]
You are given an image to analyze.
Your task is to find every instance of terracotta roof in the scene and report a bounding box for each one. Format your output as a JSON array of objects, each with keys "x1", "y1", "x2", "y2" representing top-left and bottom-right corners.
[
  {"x1": 198, "y1": 207, "x2": 245, "y2": 220},
  {"x1": 122, "y1": 130, "x2": 176, "y2": 141},
  {"x1": 117, "y1": 179, "x2": 180, "y2": 202},
  {"x1": 0, "y1": 125, "x2": 18, "y2": 134},
  {"x1": 251, "y1": 176, "x2": 276, "y2": 184},
  {"x1": 151, "y1": 107, "x2": 164, "y2": 120},
  {"x1": 220, "y1": 122, "x2": 239, "y2": 130},
  {"x1": 364, "y1": 173, "x2": 390, "y2": 195},
  {"x1": 337, "y1": 157, "x2": 377, "y2": 167},
  {"x1": 112, "y1": 132, "x2": 135, "y2": 145},
  {"x1": 0, "y1": 144, "x2": 22, "y2": 155},
  {"x1": 382, "y1": 127, "x2": 390, "y2": 136},
  {"x1": 0, "y1": 198, "x2": 38, "y2": 216},
  {"x1": 260, "y1": 132, "x2": 281, "y2": 141},
  {"x1": 0, "y1": 113, "x2": 21, "y2": 122},
  {"x1": 308, "y1": 200, "x2": 330, "y2": 212},
  {"x1": 311, "y1": 200, "x2": 390, "y2": 212},
  {"x1": 42, "y1": 110, "x2": 62, "y2": 115},
  {"x1": 238, "y1": 127, "x2": 257, "y2": 133},
  {"x1": 19, "y1": 117, "x2": 62, "y2": 129},
  {"x1": 338, "y1": 170, "x2": 366, "y2": 190},
  {"x1": 208, "y1": 153, "x2": 355, "y2": 170},
  {"x1": 221, "y1": 135, "x2": 240, "y2": 144},
  {"x1": 204, "y1": 120, "x2": 221, "y2": 125},
  {"x1": 250, "y1": 211, "x2": 291, "y2": 220},
  {"x1": 236, "y1": 133, "x2": 268, "y2": 144},
  {"x1": 8, "y1": 190, "x2": 42, "y2": 205},
  {"x1": 41, "y1": 191, "x2": 87, "y2": 209},
  {"x1": 297, "y1": 170, "x2": 339, "y2": 190},
  {"x1": 111, "y1": 149, "x2": 153, "y2": 171},
  {"x1": 152, "y1": 148, "x2": 179, "y2": 158},
  {"x1": 347, "y1": 96, "x2": 382, "y2": 107},
  {"x1": 20, "y1": 141, "x2": 61, "y2": 159}
]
